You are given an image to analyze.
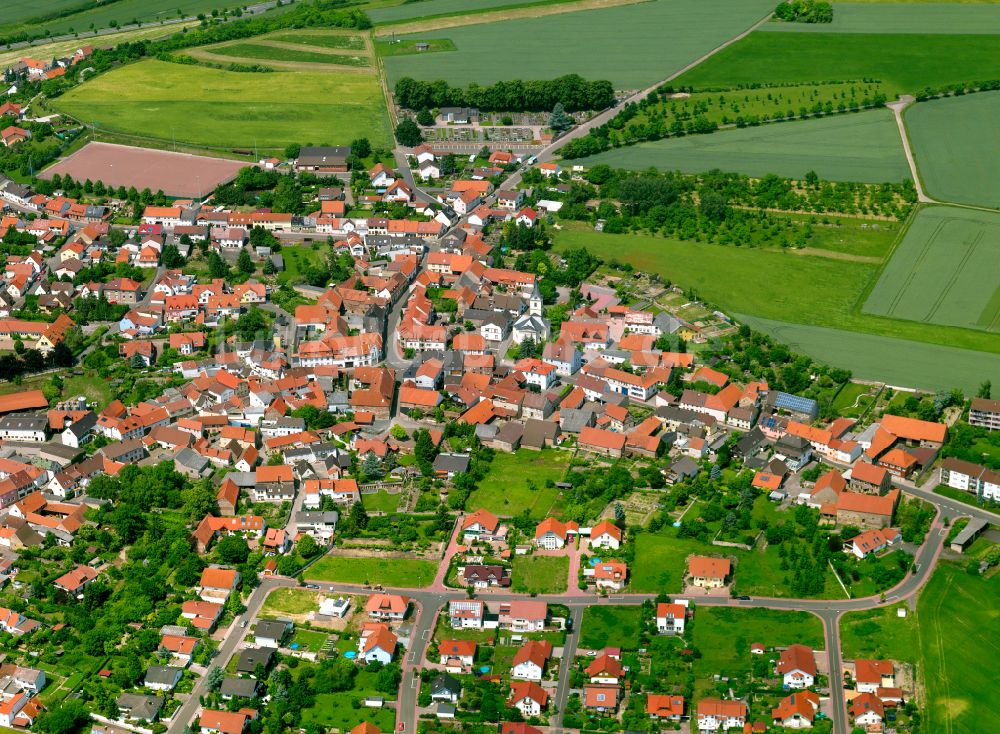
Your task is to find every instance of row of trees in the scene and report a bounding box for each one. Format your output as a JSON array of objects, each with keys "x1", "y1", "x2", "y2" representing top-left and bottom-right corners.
[{"x1": 394, "y1": 74, "x2": 615, "y2": 113}]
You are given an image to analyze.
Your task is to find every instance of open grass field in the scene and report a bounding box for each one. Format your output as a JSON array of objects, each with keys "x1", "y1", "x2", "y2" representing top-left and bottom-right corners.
[
  {"x1": 204, "y1": 41, "x2": 371, "y2": 67},
  {"x1": 674, "y1": 31, "x2": 1000, "y2": 98},
  {"x1": 739, "y1": 315, "x2": 1000, "y2": 391},
  {"x1": 53, "y1": 59, "x2": 392, "y2": 151},
  {"x1": 383, "y1": 0, "x2": 776, "y2": 88},
  {"x1": 692, "y1": 607, "x2": 823, "y2": 680},
  {"x1": 863, "y1": 206, "x2": 1000, "y2": 333},
  {"x1": 261, "y1": 588, "x2": 321, "y2": 617},
  {"x1": 302, "y1": 690, "x2": 395, "y2": 731},
  {"x1": 555, "y1": 226, "x2": 1000, "y2": 391},
  {"x1": 576, "y1": 109, "x2": 910, "y2": 183},
  {"x1": 763, "y1": 3, "x2": 1000, "y2": 34},
  {"x1": 363, "y1": 490, "x2": 400, "y2": 514},
  {"x1": 906, "y1": 91, "x2": 1000, "y2": 209},
  {"x1": 579, "y1": 606, "x2": 644, "y2": 650},
  {"x1": 511, "y1": 554, "x2": 569, "y2": 594},
  {"x1": 466, "y1": 448, "x2": 569, "y2": 519},
  {"x1": 840, "y1": 604, "x2": 918, "y2": 663},
  {"x1": 307, "y1": 556, "x2": 437, "y2": 588},
  {"x1": 267, "y1": 31, "x2": 366, "y2": 50},
  {"x1": 369, "y1": 0, "x2": 575, "y2": 24},
  {"x1": 917, "y1": 562, "x2": 1000, "y2": 733}
]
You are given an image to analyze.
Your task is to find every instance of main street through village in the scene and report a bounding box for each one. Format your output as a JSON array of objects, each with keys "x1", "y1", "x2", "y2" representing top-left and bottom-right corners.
[{"x1": 168, "y1": 487, "x2": 997, "y2": 734}]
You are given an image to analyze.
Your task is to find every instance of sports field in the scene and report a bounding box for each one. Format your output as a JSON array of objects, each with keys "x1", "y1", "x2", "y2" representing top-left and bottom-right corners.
[
  {"x1": 53, "y1": 59, "x2": 392, "y2": 151},
  {"x1": 383, "y1": 0, "x2": 776, "y2": 88},
  {"x1": 762, "y1": 3, "x2": 1000, "y2": 34},
  {"x1": 864, "y1": 206, "x2": 1000, "y2": 333},
  {"x1": 738, "y1": 315, "x2": 1000, "y2": 391},
  {"x1": 42, "y1": 142, "x2": 246, "y2": 198},
  {"x1": 674, "y1": 31, "x2": 1000, "y2": 97},
  {"x1": 576, "y1": 109, "x2": 910, "y2": 183},
  {"x1": 905, "y1": 91, "x2": 1000, "y2": 209},
  {"x1": 917, "y1": 562, "x2": 1000, "y2": 733}
]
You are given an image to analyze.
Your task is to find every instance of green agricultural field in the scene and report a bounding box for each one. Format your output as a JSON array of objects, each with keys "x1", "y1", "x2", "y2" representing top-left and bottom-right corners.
[
  {"x1": 307, "y1": 556, "x2": 437, "y2": 588},
  {"x1": 918, "y1": 562, "x2": 1000, "y2": 733},
  {"x1": 554, "y1": 227, "x2": 1000, "y2": 391},
  {"x1": 383, "y1": 0, "x2": 776, "y2": 88},
  {"x1": 906, "y1": 91, "x2": 1000, "y2": 209},
  {"x1": 576, "y1": 109, "x2": 910, "y2": 183},
  {"x1": 511, "y1": 555, "x2": 569, "y2": 594},
  {"x1": 4, "y1": 0, "x2": 237, "y2": 37},
  {"x1": 369, "y1": 0, "x2": 569, "y2": 24},
  {"x1": 3, "y1": 0, "x2": 107, "y2": 29},
  {"x1": 864, "y1": 206, "x2": 1000, "y2": 332},
  {"x1": 762, "y1": 3, "x2": 1000, "y2": 34},
  {"x1": 675, "y1": 32, "x2": 1000, "y2": 98},
  {"x1": 375, "y1": 38, "x2": 457, "y2": 56},
  {"x1": 840, "y1": 605, "x2": 918, "y2": 663},
  {"x1": 206, "y1": 42, "x2": 371, "y2": 66},
  {"x1": 466, "y1": 449, "x2": 569, "y2": 519},
  {"x1": 53, "y1": 60, "x2": 392, "y2": 151},
  {"x1": 692, "y1": 607, "x2": 824, "y2": 679},
  {"x1": 738, "y1": 315, "x2": 1000, "y2": 391},
  {"x1": 579, "y1": 606, "x2": 644, "y2": 650},
  {"x1": 267, "y1": 32, "x2": 366, "y2": 50}
]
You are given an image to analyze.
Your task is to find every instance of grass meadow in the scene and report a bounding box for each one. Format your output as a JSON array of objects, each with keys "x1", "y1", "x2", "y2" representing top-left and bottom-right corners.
[
  {"x1": 267, "y1": 32, "x2": 366, "y2": 50},
  {"x1": 307, "y1": 556, "x2": 437, "y2": 587},
  {"x1": 905, "y1": 91, "x2": 1000, "y2": 209},
  {"x1": 674, "y1": 31, "x2": 1000, "y2": 98},
  {"x1": 511, "y1": 555, "x2": 569, "y2": 594},
  {"x1": 53, "y1": 59, "x2": 392, "y2": 151},
  {"x1": 205, "y1": 42, "x2": 372, "y2": 66},
  {"x1": 466, "y1": 449, "x2": 569, "y2": 519},
  {"x1": 261, "y1": 588, "x2": 322, "y2": 617},
  {"x1": 383, "y1": 0, "x2": 776, "y2": 88},
  {"x1": 840, "y1": 604, "x2": 918, "y2": 663},
  {"x1": 577, "y1": 108, "x2": 910, "y2": 183},
  {"x1": 863, "y1": 206, "x2": 1000, "y2": 333},
  {"x1": 579, "y1": 606, "x2": 644, "y2": 650},
  {"x1": 762, "y1": 3, "x2": 1000, "y2": 35},
  {"x1": 917, "y1": 562, "x2": 1000, "y2": 733},
  {"x1": 555, "y1": 226, "x2": 1000, "y2": 391}
]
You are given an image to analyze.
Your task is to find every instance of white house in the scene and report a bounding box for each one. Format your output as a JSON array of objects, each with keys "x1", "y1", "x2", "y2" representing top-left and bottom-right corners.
[
  {"x1": 358, "y1": 624, "x2": 397, "y2": 665},
  {"x1": 589, "y1": 520, "x2": 622, "y2": 550},
  {"x1": 510, "y1": 641, "x2": 551, "y2": 682},
  {"x1": 509, "y1": 682, "x2": 547, "y2": 717},
  {"x1": 776, "y1": 645, "x2": 816, "y2": 689},
  {"x1": 696, "y1": 699, "x2": 746, "y2": 732},
  {"x1": 655, "y1": 600, "x2": 688, "y2": 635}
]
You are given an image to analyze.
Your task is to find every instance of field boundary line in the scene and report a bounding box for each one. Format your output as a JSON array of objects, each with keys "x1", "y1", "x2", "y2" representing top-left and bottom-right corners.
[
  {"x1": 882, "y1": 215, "x2": 947, "y2": 318},
  {"x1": 853, "y1": 203, "x2": 921, "y2": 317},
  {"x1": 923, "y1": 229, "x2": 981, "y2": 324}
]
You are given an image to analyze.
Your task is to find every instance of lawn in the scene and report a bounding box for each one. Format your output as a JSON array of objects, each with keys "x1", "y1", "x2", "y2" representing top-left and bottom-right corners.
[
  {"x1": 290, "y1": 628, "x2": 328, "y2": 653},
  {"x1": 917, "y1": 562, "x2": 1000, "y2": 733},
  {"x1": 840, "y1": 604, "x2": 918, "y2": 663},
  {"x1": 204, "y1": 42, "x2": 372, "y2": 66},
  {"x1": 54, "y1": 59, "x2": 392, "y2": 151},
  {"x1": 278, "y1": 245, "x2": 327, "y2": 285},
  {"x1": 261, "y1": 588, "x2": 321, "y2": 617},
  {"x1": 761, "y1": 3, "x2": 1000, "y2": 35},
  {"x1": 302, "y1": 691, "x2": 396, "y2": 730},
  {"x1": 863, "y1": 206, "x2": 1000, "y2": 333},
  {"x1": 363, "y1": 490, "x2": 400, "y2": 514},
  {"x1": 933, "y1": 484, "x2": 994, "y2": 510},
  {"x1": 383, "y1": 0, "x2": 776, "y2": 88},
  {"x1": 467, "y1": 448, "x2": 569, "y2": 519},
  {"x1": 576, "y1": 108, "x2": 910, "y2": 183},
  {"x1": 307, "y1": 556, "x2": 437, "y2": 588},
  {"x1": 692, "y1": 607, "x2": 824, "y2": 678},
  {"x1": 629, "y1": 532, "x2": 709, "y2": 593},
  {"x1": 906, "y1": 91, "x2": 1000, "y2": 209},
  {"x1": 554, "y1": 227, "x2": 1000, "y2": 391},
  {"x1": 674, "y1": 31, "x2": 1000, "y2": 98},
  {"x1": 511, "y1": 554, "x2": 569, "y2": 594},
  {"x1": 579, "y1": 606, "x2": 644, "y2": 650},
  {"x1": 831, "y1": 382, "x2": 877, "y2": 418}
]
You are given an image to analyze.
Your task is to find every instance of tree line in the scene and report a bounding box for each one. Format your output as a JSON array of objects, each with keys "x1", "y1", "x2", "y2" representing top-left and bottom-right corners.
[{"x1": 394, "y1": 74, "x2": 615, "y2": 113}]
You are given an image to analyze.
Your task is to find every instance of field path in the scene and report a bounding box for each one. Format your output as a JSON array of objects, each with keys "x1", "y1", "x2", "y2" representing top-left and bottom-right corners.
[
  {"x1": 249, "y1": 39, "x2": 370, "y2": 57},
  {"x1": 790, "y1": 247, "x2": 882, "y2": 264},
  {"x1": 374, "y1": 0, "x2": 648, "y2": 35},
  {"x1": 889, "y1": 96, "x2": 935, "y2": 203}
]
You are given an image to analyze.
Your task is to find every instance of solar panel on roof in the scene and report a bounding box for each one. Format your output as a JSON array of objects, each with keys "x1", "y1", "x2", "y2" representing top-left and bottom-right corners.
[{"x1": 774, "y1": 392, "x2": 817, "y2": 413}]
